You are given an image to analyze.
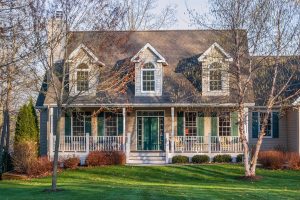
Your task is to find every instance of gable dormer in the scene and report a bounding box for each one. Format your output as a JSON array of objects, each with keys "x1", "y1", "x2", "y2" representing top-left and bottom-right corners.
[
  {"x1": 131, "y1": 43, "x2": 167, "y2": 96},
  {"x1": 198, "y1": 42, "x2": 232, "y2": 96},
  {"x1": 67, "y1": 44, "x2": 104, "y2": 95}
]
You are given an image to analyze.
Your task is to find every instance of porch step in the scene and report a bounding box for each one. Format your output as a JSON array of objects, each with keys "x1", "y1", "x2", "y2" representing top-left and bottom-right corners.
[
  {"x1": 130, "y1": 151, "x2": 166, "y2": 157},
  {"x1": 127, "y1": 159, "x2": 166, "y2": 164},
  {"x1": 128, "y1": 151, "x2": 166, "y2": 164}
]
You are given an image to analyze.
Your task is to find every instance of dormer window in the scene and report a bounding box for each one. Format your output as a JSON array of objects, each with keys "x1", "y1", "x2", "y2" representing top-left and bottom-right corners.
[
  {"x1": 76, "y1": 63, "x2": 89, "y2": 92},
  {"x1": 142, "y1": 62, "x2": 155, "y2": 92},
  {"x1": 209, "y1": 62, "x2": 222, "y2": 91}
]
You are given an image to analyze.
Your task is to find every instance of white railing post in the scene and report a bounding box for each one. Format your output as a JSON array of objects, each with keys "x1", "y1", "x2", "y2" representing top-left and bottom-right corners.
[
  {"x1": 165, "y1": 132, "x2": 169, "y2": 164},
  {"x1": 208, "y1": 134, "x2": 212, "y2": 162},
  {"x1": 86, "y1": 133, "x2": 89, "y2": 154},
  {"x1": 126, "y1": 132, "x2": 131, "y2": 163}
]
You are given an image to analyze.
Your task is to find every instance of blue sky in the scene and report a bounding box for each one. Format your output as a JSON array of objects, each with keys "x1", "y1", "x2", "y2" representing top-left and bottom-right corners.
[{"x1": 158, "y1": 0, "x2": 210, "y2": 29}]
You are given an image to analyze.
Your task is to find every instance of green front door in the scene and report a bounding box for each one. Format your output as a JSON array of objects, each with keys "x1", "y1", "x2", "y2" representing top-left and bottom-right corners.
[{"x1": 143, "y1": 117, "x2": 159, "y2": 150}]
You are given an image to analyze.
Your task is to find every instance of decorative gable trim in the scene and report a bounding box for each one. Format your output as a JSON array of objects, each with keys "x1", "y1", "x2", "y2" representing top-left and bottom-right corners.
[
  {"x1": 67, "y1": 44, "x2": 105, "y2": 66},
  {"x1": 198, "y1": 42, "x2": 233, "y2": 62},
  {"x1": 131, "y1": 43, "x2": 168, "y2": 66}
]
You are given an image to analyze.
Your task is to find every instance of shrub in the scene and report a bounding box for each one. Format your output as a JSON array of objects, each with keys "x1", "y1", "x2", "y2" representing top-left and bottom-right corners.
[
  {"x1": 12, "y1": 141, "x2": 38, "y2": 174},
  {"x1": 15, "y1": 100, "x2": 39, "y2": 144},
  {"x1": 172, "y1": 155, "x2": 189, "y2": 164},
  {"x1": 86, "y1": 151, "x2": 126, "y2": 166},
  {"x1": 213, "y1": 154, "x2": 232, "y2": 163},
  {"x1": 286, "y1": 152, "x2": 300, "y2": 170},
  {"x1": 28, "y1": 157, "x2": 52, "y2": 177},
  {"x1": 192, "y1": 155, "x2": 210, "y2": 164},
  {"x1": 258, "y1": 151, "x2": 285, "y2": 169},
  {"x1": 236, "y1": 154, "x2": 244, "y2": 163},
  {"x1": 111, "y1": 151, "x2": 126, "y2": 165},
  {"x1": 64, "y1": 157, "x2": 80, "y2": 169}
]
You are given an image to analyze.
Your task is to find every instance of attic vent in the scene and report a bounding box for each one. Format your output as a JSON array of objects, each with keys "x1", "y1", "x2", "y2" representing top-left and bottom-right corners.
[{"x1": 55, "y1": 11, "x2": 63, "y2": 19}]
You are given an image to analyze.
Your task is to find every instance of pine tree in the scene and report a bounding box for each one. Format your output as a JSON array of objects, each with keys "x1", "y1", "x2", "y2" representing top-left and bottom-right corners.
[{"x1": 15, "y1": 100, "x2": 39, "y2": 144}]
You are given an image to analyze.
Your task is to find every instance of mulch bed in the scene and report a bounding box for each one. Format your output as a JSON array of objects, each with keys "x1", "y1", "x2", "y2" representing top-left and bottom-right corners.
[
  {"x1": 237, "y1": 175, "x2": 263, "y2": 181},
  {"x1": 1, "y1": 171, "x2": 29, "y2": 180}
]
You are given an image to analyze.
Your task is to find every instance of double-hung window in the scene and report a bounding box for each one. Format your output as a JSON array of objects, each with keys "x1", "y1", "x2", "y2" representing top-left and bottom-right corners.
[
  {"x1": 219, "y1": 112, "x2": 231, "y2": 136},
  {"x1": 209, "y1": 62, "x2": 222, "y2": 91},
  {"x1": 76, "y1": 63, "x2": 89, "y2": 92},
  {"x1": 184, "y1": 112, "x2": 197, "y2": 136},
  {"x1": 72, "y1": 112, "x2": 86, "y2": 136},
  {"x1": 104, "y1": 112, "x2": 123, "y2": 136},
  {"x1": 259, "y1": 112, "x2": 272, "y2": 137},
  {"x1": 142, "y1": 63, "x2": 155, "y2": 92}
]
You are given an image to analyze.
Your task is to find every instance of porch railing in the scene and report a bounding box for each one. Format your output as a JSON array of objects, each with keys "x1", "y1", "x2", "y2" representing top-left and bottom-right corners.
[
  {"x1": 52, "y1": 134, "x2": 243, "y2": 154},
  {"x1": 90, "y1": 136, "x2": 123, "y2": 151},
  {"x1": 52, "y1": 134, "x2": 123, "y2": 152},
  {"x1": 174, "y1": 136, "x2": 209, "y2": 152},
  {"x1": 53, "y1": 135, "x2": 87, "y2": 152},
  {"x1": 174, "y1": 136, "x2": 243, "y2": 153}
]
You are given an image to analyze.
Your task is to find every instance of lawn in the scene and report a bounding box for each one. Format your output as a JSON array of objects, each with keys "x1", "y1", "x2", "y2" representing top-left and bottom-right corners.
[{"x1": 0, "y1": 164, "x2": 300, "y2": 200}]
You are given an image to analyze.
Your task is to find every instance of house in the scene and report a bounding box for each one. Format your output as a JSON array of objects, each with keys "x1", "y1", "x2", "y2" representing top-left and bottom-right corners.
[{"x1": 36, "y1": 17, "x2": 300, "y2": 164}]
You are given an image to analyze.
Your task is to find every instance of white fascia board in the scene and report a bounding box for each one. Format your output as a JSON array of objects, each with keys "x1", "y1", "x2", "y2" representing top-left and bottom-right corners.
[
  {"x1": 67, "y1": 44, "x2": 105, "y2": 66},
  {"x1": 45, "y1": 102, "x2": 255, "y2": 108},
  {"x1": 198, "y1": 42, "x2": 233, "y2": 62},
  {"x1": 131, "y1": 43, "x2": 168, "y2": 65}
]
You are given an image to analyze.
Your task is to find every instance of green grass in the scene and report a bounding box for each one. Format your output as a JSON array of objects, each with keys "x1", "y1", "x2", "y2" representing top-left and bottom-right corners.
[{"x1": 0, "y1": 164, "x2": 300, "y2": 200}]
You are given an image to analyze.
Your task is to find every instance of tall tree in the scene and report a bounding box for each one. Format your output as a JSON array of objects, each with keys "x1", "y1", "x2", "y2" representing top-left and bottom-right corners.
[
  {"x1": 189, "y1": 0, "x2": 300, "y2": 177},
  {"x1": 0, "y1": 0, "x2": 38, "y2": 176},
  {"x1": 119, "y1": 0, "x2": 177, "y2": 30},
  {"x1": 29, "y1": 0, "x2": 131, "y2": 191}
]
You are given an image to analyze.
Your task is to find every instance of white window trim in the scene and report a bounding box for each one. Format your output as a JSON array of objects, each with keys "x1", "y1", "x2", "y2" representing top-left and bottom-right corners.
[
  {"x1": 75, "y1": 63, "x2": 91, "y2": 94},
  {"x1": 104, "y1": 112, "x2": 121, "y2": 136},
  {"x1": 140, "y1": 62, "x2": 157, "y2": 93},
  {"x1": 258, "y1": 112, "x2": 273, "y2": 138},
  {"x1": 71, "y1": 112, "x2": 86, "y2": 137},
  {"x1": 218, "y1": 112, "x2": 231, "y2": 137},
  {"x1": 208, "y1": 62, "x2": 223, "y2": 92},
  {"x1": 183, "y1": 111, "x2": 198, "y2": 136}
]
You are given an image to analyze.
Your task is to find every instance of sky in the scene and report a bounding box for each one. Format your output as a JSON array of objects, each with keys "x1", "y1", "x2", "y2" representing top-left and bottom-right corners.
[{"x1": 157, "y1": 0, "x2": 210, "y2": 29}]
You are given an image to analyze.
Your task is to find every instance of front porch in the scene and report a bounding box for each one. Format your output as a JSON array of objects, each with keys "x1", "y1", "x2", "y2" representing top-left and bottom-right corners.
[
  {"x1": 47, "y1": 106, "x2": 247, "y2": 164},
  {"x1": 51, "y1": 134, "x2": 243, "y2": 163}
]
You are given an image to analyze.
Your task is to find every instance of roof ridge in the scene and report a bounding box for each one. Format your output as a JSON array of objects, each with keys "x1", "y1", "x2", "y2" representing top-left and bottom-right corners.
[{"x1": 69, "y1": 29, "x2": 247, "y2": 33}]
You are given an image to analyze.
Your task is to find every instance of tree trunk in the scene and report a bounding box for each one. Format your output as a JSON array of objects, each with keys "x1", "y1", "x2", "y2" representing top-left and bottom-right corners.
[
  {"x1": 51, "y1": 107, "x2": 62, "y2": 191},
  {"x1": 0, "y1": 111, "x2": 7, "y2": 175}
]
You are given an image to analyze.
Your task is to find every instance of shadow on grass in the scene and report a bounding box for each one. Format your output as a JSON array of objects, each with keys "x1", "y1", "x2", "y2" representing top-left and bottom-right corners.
[{"x1": 1, "y1": 165, "x2": 300, "y2": 200}]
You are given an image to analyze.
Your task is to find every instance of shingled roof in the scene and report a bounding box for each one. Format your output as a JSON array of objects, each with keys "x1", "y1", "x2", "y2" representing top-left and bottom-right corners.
[{"x1": 38, "y1": 30, "x2": 255, "y2": 107}]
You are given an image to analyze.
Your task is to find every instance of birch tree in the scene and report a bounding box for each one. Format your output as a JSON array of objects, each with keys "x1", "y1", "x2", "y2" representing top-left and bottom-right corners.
[{"x1": 189, "y1": 0, "x2": 300, "y2": 177}]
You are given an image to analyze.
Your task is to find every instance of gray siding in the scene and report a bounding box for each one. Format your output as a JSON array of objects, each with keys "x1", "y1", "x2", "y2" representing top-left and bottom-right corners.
[
  {"x1": 249, "y1": 111, "x2": 288, "y2": 151},
  {"x1": 287, "y1": 109, "x2": 300, "y2": 153},
  {"x1": 39, "y1": 108, "x2": 48, "y2": 156}
]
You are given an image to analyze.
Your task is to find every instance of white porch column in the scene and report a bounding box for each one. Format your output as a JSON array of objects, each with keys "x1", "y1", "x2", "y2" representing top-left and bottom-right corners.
[
  {"x1": 126, "y1": 132, "x2": 131, "y2": 163},
  {"x1": 244, "y1": 107, "x2": 249, "y2": 141},
  {"x1": 208, "y1": 133, "x2": 212, "y2": 162},
  {"x1": 85, "y1": 132, "x2": 90, "y2": 154},
  {"x1": 122, "y1": 107, "x2": 126, "y2": 152},
  {"x1": 49, "y1": 107, "x2": 54, "y2": 158},
  {"x1": 171, "y1": 107, "x2": 175, "y2": 153}
]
